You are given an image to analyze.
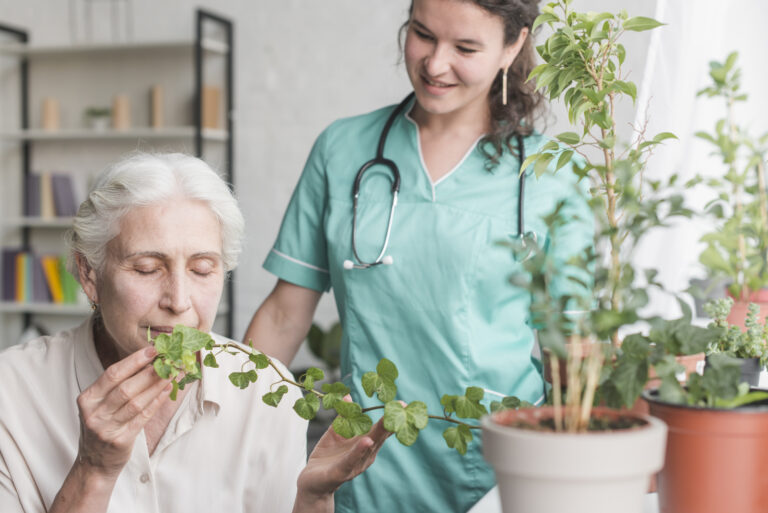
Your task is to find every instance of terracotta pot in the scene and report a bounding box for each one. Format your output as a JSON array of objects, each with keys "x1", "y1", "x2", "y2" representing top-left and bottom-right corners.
[
  {"x1": 725, "y1": 288, "x2": 768, "y2": 328},
  {"x1": 481, "y1": 407, "x2": 667, "y2": 513},
  {"x1": 645, "y1": 390, "x2": 768, "y2": 513}
]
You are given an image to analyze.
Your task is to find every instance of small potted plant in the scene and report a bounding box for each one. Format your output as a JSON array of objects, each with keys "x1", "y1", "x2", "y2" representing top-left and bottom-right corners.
[
  {"x1": 694, "y1": 52, "x2": 768, "y2": 327},
  {"x1": 703, "y1": 297, "x2": 767, "y2": 386},
  {"x1": 644, "y1": 353, "x2": 768, "y2": 513},
  {"x1": 83, "y1": 106, "x2": 111, "y2": 131}
]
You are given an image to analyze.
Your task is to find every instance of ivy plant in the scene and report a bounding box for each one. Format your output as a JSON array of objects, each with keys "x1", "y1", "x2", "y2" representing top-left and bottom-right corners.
[{"x1": 150, "y1": 325, "x2": 531, "y2": 455}]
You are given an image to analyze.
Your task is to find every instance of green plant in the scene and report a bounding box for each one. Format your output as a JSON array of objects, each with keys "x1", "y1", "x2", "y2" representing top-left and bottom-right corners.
[
  {"x1": 519, "y1": 1, "x2": 710, "y2": 431},
  {"x1": 84, "y1": 106, "x2": 111, "y2": 118},
  {"x1": 306, "y1": 322, "x2": 342, "y2": 372},
  {"x1": 659, "y1": 352, "x2": 768, "y2": 408},
  {"x1": 704, "y1": 297, "x2": 768, "y2": 366},
  {"x1": 525, "y1": 3, "x2": 768, "y2": 419},
  {"x1": 695, "y1": 52, "x2": 768, "y2": 300},
  {"x1": 150, "y1": 325, "x2": 530, "y2": 455}
]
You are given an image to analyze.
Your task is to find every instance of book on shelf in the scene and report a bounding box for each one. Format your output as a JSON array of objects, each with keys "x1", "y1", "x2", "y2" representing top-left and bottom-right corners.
[
  {"x1": 24, "y1": 172, "x2": 78, "y2": 218},
  {"x1": 1, "y1": 249, "x2": 79, "y2": 305}
]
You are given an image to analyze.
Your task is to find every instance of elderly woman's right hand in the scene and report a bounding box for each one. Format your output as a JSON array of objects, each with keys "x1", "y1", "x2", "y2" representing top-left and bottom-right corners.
[{"x1": 75, "y1": 346, "x2": 171, "y2": 478}]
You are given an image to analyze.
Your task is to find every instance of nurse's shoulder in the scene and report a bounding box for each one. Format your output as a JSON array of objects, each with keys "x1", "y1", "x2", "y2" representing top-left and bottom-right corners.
[{"x1": 321, "y1": 100, "x2": 404, "y2": 151}]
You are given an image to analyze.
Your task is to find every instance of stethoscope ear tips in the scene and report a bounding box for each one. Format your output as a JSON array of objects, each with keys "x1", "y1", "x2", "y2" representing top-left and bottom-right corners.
[
  {"x1": 381, "y1": 255, "x2": 394, "y2": 265},
  {"x1": 343, "y1": 260, "x2": 355, "y2": 270}
]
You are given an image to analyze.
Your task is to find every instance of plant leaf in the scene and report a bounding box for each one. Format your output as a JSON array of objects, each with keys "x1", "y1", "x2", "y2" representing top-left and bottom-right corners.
[{"x1": 262, "y1": 385, "x2": 289, "y2": 407}]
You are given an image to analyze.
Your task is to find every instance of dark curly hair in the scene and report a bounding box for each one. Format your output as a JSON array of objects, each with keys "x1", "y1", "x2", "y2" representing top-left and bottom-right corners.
[{"x1": 400, "y1": 0, "x2": 545, "y2": 168}]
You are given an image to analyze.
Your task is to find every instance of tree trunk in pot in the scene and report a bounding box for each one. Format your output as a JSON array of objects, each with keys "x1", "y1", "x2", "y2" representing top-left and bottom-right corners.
[{"x1": 481, "y1": 407, "x2": 666, "y2": 513}]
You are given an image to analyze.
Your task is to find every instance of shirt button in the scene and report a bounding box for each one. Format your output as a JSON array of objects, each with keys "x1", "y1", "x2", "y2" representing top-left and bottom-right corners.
[{"x1": 140, "y1": 473, "x2": 150, "y2": 483}]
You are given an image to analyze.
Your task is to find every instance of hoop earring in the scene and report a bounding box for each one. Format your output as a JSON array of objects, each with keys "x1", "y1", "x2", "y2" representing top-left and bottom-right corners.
[{"x1": 502, "y1": 67, "x2": 508, "y2": 106}]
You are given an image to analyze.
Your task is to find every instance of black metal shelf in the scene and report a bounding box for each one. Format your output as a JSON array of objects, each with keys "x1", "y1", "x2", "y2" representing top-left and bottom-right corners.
[{"x1": 0, "y1": 9, "x2": 236, "y2": 340}]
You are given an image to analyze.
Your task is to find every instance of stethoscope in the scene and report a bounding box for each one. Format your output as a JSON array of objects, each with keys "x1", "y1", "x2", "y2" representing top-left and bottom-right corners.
[{"x1": 343, "y1": 93, "x2": 536, "y2": 270}]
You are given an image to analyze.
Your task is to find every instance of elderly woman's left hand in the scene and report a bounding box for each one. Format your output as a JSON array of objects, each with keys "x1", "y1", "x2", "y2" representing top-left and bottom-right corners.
[{"x1": 292, "y1": 404, "x2": 392, "y2": 513}]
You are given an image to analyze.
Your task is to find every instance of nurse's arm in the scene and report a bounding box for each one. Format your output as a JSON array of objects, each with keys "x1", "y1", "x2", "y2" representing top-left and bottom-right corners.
[{"x1": 243, "y1": 279, "x2": 322, "y2": 366}]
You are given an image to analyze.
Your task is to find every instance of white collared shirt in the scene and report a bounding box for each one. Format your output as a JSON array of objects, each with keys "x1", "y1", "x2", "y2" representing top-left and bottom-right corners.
[{"x1": 0, "y1": 317, "x2": 308, "y2": 513}]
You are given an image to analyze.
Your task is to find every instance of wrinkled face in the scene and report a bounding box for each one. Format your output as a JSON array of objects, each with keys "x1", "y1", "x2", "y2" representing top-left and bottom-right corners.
[
  {"x1": 404, "y1": 0, "x2": 525, "y2": 120},
  {"x1": 80, "y1": 199, "x2": 225, "y2": 360}
]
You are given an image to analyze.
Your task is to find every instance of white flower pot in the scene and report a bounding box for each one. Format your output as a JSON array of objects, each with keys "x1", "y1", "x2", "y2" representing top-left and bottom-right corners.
[{"x1": 481, "y1": 407, "x2": 667, "y2": 513}]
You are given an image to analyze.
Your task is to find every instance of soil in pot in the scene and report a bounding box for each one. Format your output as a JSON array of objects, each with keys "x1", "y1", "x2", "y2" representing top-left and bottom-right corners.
[{"x1": 645, "y1": 390, "x2": 768, "y2": 513}]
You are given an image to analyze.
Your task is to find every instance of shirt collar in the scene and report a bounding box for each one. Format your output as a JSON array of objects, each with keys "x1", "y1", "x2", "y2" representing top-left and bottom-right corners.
[
  {"x1": 196, "y1": 333, "x2": 232, "y2": 415},
  {"x1": 73, "y1": 315, "x2": 106, "y2": 393}
]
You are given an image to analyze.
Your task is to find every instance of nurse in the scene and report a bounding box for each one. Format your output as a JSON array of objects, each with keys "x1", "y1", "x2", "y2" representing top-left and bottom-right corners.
[{"x1": 245, "y1": 0, "x2": 593, "y2": 511}]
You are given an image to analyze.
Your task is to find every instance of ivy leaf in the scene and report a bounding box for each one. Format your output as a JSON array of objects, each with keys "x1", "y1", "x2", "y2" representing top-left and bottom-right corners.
[
  {"x1": 383, "y1": 401, "x2": 428, "y2": 446},
  {"x1": 249, "y1": 352, "x2": 270, "y2": 369},
  {"x1": 203, "y1": 352, "x2": 219, "y2": 368},
  {"x1": 332, "y1": 402, "x2": 373, "y2": 438},
  {"x1": 174, "y1": 325, "x2": 212, "y2": 353},
  {"x1": 177, "y1": 369, "x2": 201, "y2": 390},
  {"x1": 443, "y1": 424, "x2": 473, "y2": 455},
  {"x1": 302, "y1": 367, "x2": 325, "y2": 391},
  {"x1": 229, "y1": 371, "x2": 253, "y2": 389},
  {"x1": 263, "y1": 385, "x2": 289, "y2": 407},
  {"x1": 293, "y1": 393, "x2": 320, "y2": 420},
  {"x1": 153, "y1": 333, "x2": 171, "y2": 355},
  {"x1": 623, "y1": 16, "x2": 664, "y2": 32},
  {"x1": 181, "y1": 352, "x2": 198, "y2": 374},
  {"x1": 321, "y1": 382, "x2": 350, "y2": 409},
  {"x1": 442, "y1": 387, "x2": 488, "y2": 419},
  {"x1": 361, "y1": 358, "x2": 398, "y2": 402},
  {"x1": 490, "y1": 396, "x2": 533, "y2": 413},
  {"x1": 153, "y1": 357, "x2": 174, "y2": 379}
]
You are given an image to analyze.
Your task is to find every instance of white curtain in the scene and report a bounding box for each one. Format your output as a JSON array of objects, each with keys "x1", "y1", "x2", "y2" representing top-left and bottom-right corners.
[{"x1": 632, "y1": 0, "x2": 768, "y2": 319}]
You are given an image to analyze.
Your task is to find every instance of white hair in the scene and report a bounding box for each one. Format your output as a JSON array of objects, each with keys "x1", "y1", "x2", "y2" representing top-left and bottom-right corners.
[{"x1": 66, "y1": 152, "x2": 244, "y2": 279}]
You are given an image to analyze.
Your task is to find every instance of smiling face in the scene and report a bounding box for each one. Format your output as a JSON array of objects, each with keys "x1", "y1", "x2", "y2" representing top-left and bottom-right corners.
[
  {"x1": 404, "y1": 0, "x2": 526, "y2": 124},
  {"x1": 79, "y1": 198, "x2": 225, "y2": 361}
]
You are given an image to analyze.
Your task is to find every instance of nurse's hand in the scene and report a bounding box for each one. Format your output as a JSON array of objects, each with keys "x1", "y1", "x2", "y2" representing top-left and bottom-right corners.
[{"x1": 292, "y1": 398, "x2": 392, "y2": 513}]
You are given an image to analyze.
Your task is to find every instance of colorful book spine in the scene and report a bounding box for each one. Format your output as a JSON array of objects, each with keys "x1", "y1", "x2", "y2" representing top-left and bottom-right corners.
[
  {"x1": 15, "y1": 253, "x2": 28, "y2": 302},
  {"x1": 41, "y1": 255, "x2": 64, "y2": 303},
  {"x1": 1, "y1": 249, "x2": 17, "y2": 301},
  {"x1": 58, "y1": 255, "x2": 79, "y2": 304}
]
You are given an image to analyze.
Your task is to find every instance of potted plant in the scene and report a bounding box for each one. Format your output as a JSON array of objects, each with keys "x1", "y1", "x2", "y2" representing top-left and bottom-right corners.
[
  {"x1": 703, "y1": 297, "x2": 767, "y2": 386},
  {"x1": 480, "y1": 3, "x2": 690, "y2": 511},
  {"x1": 644, "y1": 353, "x2": 768, "y2": 513},
  {"x1": 694, "y1": 51, "x2": 768, "y2": 327},
  {"x1": 83, "y1": 106, "x2": 111, "y2": 131}
]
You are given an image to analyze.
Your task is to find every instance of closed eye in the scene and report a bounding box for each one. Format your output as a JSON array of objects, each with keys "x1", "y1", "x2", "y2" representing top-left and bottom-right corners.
[{"x1": 413, "y1": 28, "x2": 434, "y2": 42}]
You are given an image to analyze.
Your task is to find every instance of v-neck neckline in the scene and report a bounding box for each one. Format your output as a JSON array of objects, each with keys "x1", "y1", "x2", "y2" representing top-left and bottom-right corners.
[{"x1": 404, "y1": 107, "x2": 485, "y2": 200}]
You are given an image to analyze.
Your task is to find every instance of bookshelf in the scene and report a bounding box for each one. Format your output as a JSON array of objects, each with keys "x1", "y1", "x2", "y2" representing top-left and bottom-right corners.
[{"x1": 0, "y1": 10, "x2": 235, "y2": 349}]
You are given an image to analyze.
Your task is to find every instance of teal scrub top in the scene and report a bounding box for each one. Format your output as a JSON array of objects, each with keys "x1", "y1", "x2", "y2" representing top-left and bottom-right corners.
[{"x1": 264, "y1": 98, "x2": 593, "y2": 513}]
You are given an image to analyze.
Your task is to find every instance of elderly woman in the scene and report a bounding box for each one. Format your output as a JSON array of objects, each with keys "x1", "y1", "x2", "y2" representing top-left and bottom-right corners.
[{"x1": 0, "y1": 153, "x2": 389, "y2": 513}]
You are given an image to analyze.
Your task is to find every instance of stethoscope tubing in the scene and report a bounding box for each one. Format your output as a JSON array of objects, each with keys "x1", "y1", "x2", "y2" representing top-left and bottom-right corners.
[{"x1": 346, "y1": 93, "x2": 533, "y2": 270}]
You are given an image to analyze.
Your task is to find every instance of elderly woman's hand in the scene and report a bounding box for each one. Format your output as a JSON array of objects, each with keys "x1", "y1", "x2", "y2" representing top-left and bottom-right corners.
[
  {"x1": 292, "y1": 398, "x2": 393, "y2": 513},
  {"x1": 75, "y1": 346, "x2": 171, "y2": 479}
]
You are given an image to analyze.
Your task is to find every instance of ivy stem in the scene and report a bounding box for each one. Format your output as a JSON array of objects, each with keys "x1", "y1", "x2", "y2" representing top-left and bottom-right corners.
[
  {"x1": 210, "y1": 343, "x2": 486, "y2": 429},
  {"x1": 360, "y1": 405, "x2": 481, "y2": 429}
]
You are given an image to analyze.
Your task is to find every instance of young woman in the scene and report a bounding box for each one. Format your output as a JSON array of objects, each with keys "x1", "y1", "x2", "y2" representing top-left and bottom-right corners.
[{"x1": 245, "y1": 0, "x2": 593, "y2": 511}]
